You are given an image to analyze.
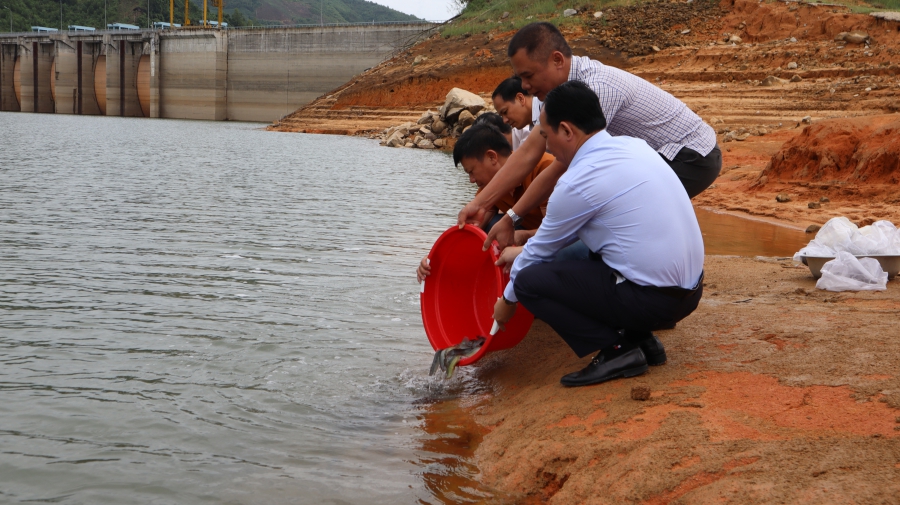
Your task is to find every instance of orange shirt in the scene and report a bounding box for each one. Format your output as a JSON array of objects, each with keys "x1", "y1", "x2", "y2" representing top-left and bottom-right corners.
[{"x1": 492, "y1": 153, "x2": 555, "y2": 230}]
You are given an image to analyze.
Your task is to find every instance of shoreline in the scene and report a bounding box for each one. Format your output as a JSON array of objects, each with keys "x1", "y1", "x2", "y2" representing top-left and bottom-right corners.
[
  {"x1": 261, "y1": 0, "x2": 900, "y2": 499},
  {"x1": 461, "y1": 255, "x2": 900, "y2": 503}
]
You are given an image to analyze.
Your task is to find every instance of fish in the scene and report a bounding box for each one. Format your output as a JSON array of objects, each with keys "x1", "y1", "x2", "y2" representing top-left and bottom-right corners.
[
  {"x1": 428, "y1": 336, "x2": 487, "y2": 379},
  {"x1": 445, "y1": 356, "x2": 461, "y2": 379}
]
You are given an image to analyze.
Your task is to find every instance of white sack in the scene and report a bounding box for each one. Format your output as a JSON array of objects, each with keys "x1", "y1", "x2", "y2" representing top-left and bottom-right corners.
[
  {"x1": 794, "y1": 218, "x2": 900, "y2": 261},
  {"x1": 816, "y1": 252, "x2": 888, "y2": 292}
]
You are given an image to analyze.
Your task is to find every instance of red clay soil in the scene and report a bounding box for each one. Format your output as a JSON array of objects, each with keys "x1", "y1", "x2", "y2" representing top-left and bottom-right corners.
[
  {"x1": 463, "y1": 256, "x2": 900, "y2": 503},
  {"x1": 762, "y1": 115, "x2": 900, "y2": 185}
]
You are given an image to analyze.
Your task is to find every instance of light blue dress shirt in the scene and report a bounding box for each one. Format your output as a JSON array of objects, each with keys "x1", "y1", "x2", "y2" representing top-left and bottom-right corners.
[{"x1": 503, "y1": 130, "x2": 705, "y2": 303}]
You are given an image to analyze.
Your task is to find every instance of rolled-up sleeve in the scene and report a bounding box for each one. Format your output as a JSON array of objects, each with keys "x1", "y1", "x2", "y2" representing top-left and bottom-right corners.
[{"x1": 503, "y1": 182, "x2": 595, "y2": 302}]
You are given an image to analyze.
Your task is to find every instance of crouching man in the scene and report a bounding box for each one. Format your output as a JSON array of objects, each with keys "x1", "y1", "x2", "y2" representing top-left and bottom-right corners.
[{"x1": 492, "y1": 81, "x2": 705, "y2": 387}]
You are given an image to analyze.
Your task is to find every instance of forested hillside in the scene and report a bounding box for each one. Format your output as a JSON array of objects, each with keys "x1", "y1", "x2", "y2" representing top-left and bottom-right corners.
[{"x1": 1, "y1": 0, "x2": 419, "y2": 32}]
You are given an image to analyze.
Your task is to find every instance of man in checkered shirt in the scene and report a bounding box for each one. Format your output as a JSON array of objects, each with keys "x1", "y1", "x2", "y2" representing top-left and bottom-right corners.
[{"x1": 458, "y1": 22, "x2": 721, "y2": 252}]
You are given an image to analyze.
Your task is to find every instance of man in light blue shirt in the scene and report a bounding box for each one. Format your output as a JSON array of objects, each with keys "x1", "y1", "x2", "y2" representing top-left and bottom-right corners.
[{"x1": 492, "y1": 81, "x2": 704, "y2": 387}]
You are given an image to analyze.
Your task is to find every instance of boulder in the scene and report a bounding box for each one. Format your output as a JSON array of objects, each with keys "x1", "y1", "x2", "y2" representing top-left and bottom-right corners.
[
  {"x1": 790, "y1": 74, "x2": 803, "y2": 83},
  {"x1": 431, "y1": 120, "x2": 447, "y2": 135},
  {"x1": 776, "y1": 193, "x2": 791, "y2": 203},
  {"x1": 458, "y1": 110, "x2": 476, "y2": 128},
  {"x1": 404, "y1": 142, "x2": 415, "y2": 148},
  {"x1": 806, "y1": 224, "x2": 821, "y2": 233},
  {"x1": 417, "y1": 111, "x2": 435, "y2": 125},
  {"x1": 761, "y1": 76, "x2": 789, "y2": 87},
  {"x1": 386, "y1": 131, "x2": 405, "y2": 147},
  {"x1": 808, "y1": 202, "x2": 821, "y2": 209},
  {"x1": 439, "y1": 88, "x2": 486, "y2": 121},
  {"x1": 844, "y1": 31, "x2": 869, "y2": 44},
  {"x1": 434, "y1": 138, "x2": 446, "y2": 148},
  {"x1": 801, "y1": 116, "x2": 812, "y2": 124},
  {"x1": 417, "y1": 139, "x2": 435, "y2": 149},
  {"x1": 593, "y1": 11, "x2": 603, "y2": 18},
  {"x1": 412, "y1": 55, "x2": 428, "y2": 65},
  {"x1": 501, "y1": 11, "x2": 509, "y2": 19},
  {"x1": 787, "y1": 62, "x2": 798, "y2": 70},
  {"x1": 728, "y1": 34, "x2": 742, "y2": 44},
  {"x1": 563, "y1": 8, "x2": 578, "y2": 17}
]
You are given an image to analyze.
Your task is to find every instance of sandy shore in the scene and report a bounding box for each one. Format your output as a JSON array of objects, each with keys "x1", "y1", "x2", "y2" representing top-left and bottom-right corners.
[{"x1": 465, "y1": 255, "x2": 900, "y2": 503}]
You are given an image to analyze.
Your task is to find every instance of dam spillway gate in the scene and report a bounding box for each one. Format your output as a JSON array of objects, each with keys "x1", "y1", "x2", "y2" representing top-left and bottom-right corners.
[{"x1": 0, "y1": 24, "x2": 435, "y2": 122}]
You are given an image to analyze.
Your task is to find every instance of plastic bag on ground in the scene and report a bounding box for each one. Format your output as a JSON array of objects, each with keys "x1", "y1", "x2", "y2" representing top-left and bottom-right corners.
[
  {"x1": 815, "y1": 252, "x2": 888, "y2": 292},
  {"x1": 793, "y1": 218, "x2": 900, "y2": 261}
]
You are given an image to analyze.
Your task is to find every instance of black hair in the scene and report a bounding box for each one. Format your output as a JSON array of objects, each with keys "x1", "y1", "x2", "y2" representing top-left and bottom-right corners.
[
  {"x1": 452, "y1": 123, "x2": 513, "y2": 167},
  {"x1": 507, "y1": 22, "x2": 573, "y2": 61},
  {"x1": 492, "y1": 77, "x2": 529, "y2": 102},
  {"x1": 473, "y1": 112, "x2": 512, "y2": 134},
  {"x1": 543, "y1": 81, "x2": 607, "y2": 134}
]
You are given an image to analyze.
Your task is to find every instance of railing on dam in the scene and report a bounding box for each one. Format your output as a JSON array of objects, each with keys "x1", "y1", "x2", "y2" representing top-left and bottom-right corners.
[{"x1": 0, "y1": 20, "x2": 441, "y2": 39}]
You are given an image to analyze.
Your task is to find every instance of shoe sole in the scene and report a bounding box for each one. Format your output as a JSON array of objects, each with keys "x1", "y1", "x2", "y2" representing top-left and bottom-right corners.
[{"x1": 561, "y1": 364, "x2": 649, "y2": 387}]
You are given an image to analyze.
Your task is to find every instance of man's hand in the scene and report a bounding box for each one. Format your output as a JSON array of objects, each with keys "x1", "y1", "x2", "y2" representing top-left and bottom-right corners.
[
  {"x1": 492, "y1": 296, "x2": 517, "y2": 331},
  {"x1": 514, "y1": 229, "x2": 537, "y2": 246},
  {"x1": 457, "y1": 200, "x2": 490, "y2": 229},
  {"x1": 494, "y1": 245, "x2": 523, "y2": 274},
  {"x1": 484, "y1": 214, "x2": 516, "y2": 251},
  {"x1": 416, "y1": 256, "x2": 430, "y2": 283}
]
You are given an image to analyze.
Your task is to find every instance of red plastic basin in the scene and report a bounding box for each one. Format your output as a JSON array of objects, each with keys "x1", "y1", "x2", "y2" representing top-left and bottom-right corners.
[{"x1": 420, "y1": 225, "x2": 535, "y2": 366}]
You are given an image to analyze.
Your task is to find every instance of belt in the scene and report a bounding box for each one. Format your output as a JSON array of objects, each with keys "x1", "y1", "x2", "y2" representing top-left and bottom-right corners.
[{"x1": 648, "y1": 271, "x2": 704, "y2": 299}]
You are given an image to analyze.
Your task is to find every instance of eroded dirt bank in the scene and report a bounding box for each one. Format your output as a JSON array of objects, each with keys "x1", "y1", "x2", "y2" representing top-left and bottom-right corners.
[
  {"x1": 270, "y1": 0, "x2": 900, "y2": 227},
  {"x1": 468, "y1": 256, "x2": 900, "y2": 503}
]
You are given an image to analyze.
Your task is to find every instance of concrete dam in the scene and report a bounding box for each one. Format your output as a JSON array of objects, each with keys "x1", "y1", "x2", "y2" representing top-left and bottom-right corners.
[{"x1": 0, "y1": 23, "x2": 434, "y2": 122}]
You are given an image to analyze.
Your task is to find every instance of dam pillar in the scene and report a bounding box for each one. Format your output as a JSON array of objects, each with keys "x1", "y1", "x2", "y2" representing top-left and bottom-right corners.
[
  {"x1": 0, "y1": 42, "x2": 19, "y2": 111},
  {"x1": 20, "y1": 41, "x2": 54, "y2": 113},
  {"x1": 52, "y1": 36, "x2": 79, "y2": 114},
  {"x1": 106, "y1": 36, "x2": 143, "y2": 117},
  {"x1": 158, "y1": 30, "x2": 227, "y2": 120},
  {"x1": 148, "y1": 34, "x2": 160, "y2": 118}
]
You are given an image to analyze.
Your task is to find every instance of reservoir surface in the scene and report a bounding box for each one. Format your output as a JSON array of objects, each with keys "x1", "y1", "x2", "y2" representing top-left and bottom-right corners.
[{"x1": 0, "y1": 113, "x2": 809, "y2": 504}]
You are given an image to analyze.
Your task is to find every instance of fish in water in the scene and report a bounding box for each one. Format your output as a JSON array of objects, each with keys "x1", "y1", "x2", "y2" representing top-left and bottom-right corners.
[{"x1": 429, "y1": 336, "x2": 486, "y2": 379}]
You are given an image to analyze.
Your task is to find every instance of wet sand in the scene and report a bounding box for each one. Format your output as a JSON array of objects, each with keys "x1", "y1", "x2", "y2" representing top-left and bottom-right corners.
[{"x1": 466, "y1": 255, "x2": 900, "y2": 503}]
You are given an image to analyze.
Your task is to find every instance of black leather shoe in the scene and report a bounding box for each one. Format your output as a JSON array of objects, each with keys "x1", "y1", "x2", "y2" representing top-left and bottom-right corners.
[
  {"x1": 639, "y1": 335, "x2": 667, "y2": 366},
  {"x1": 560, "y1": 348, "x2": 649, "y2": 387}
]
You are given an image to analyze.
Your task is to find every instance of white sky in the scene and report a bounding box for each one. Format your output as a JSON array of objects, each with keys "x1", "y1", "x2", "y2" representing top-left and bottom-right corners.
[{"x1": 369, "y1": 0, "x2": 460, "y2": 21}]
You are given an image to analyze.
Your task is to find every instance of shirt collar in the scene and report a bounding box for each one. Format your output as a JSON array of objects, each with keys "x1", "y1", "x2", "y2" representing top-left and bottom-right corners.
[{"x1": 567, "y1": 55, "x2": 585, "y2": 82}]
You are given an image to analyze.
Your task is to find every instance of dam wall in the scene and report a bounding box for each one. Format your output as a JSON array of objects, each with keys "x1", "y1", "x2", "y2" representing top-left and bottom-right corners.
[{"x1": 0, "y1": 23, "x2": 433, "y2": 122}]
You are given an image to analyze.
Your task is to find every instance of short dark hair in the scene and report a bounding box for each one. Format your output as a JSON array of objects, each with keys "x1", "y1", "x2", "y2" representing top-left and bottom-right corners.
[
  {"x1": 543, "y1": 81, "x2": 607, "y2": 134},
  {"x1": 507, "y1": 22, "x2": 573, "y2": 61},
  {"x1": 473, "y1": 112, "x2": 512, "y2": 134},
  {"x1": 492, "y1": 77, "x2": 528, "y2": 102},
  {"x1": 452, "y1": 123, "x2": 512, "y2": 167}
]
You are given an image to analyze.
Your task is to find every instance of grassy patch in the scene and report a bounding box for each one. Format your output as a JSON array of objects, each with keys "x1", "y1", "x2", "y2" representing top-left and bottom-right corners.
[
  {"x1": 442, "y1": 0, "x2": 900, "y2": 38},
  {"x1": 441, "y1": 0, "x2": 640, "y2": 38}
]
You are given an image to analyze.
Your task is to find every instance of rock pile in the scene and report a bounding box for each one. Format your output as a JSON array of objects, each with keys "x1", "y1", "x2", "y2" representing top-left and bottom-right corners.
[{"x1": 379, "y1": 88, "x2": 492, "y2": 149}]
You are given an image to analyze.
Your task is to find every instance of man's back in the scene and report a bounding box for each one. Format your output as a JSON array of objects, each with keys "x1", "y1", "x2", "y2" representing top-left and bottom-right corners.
[
  {"x1": 544, "y1": 131, "x2": 704, "y2": 289},
  {"x1": 569, "y1": 56, "x2": 716, "y2": 161}
]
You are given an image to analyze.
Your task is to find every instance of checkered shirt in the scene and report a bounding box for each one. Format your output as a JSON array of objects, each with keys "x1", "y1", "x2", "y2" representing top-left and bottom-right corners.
[{"x1": 567, "y1": 56, "x2": 716, "y2": 160}]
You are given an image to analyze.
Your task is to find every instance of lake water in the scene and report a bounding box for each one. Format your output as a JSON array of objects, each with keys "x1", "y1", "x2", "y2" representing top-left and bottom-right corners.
[{"x1": 0, "y1": 113, "x2": 809, "y2": 504}]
